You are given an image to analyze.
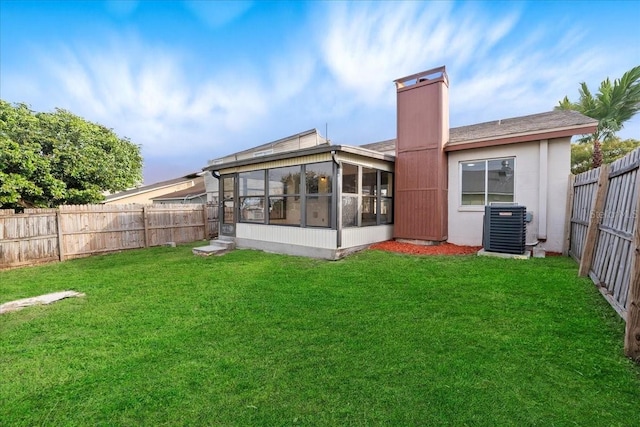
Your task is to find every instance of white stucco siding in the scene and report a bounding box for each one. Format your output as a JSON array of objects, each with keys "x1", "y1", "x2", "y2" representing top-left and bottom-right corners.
[
  {"x1": 545, "y1": 138, "x2": 571, "y2": 251},
  {"x1": 447, "y1": 137, "x2": 570, "y2": 252}
]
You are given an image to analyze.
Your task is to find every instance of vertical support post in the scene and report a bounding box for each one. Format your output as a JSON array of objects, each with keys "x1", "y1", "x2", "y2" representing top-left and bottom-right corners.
[
  {"x1": 563, "y1": 174, "x2": 575, "y2": 256},
  {"x1": 624, "y1": 178, "x2": 640, "y2": 362},
  {"x1": 170, "y1": 209, "x2": 175, "y2": 243},
  {"x1": 143, "y1": 206, "x2": 150, "y2": 248},
  {"x1": 579, "y1": 165, "x2": 610, "y2": 276},
  {"x1": 202, "y1": 205, "x2": 208, "y2": 240},
  {"x1": 56, "y1": 209, "x2": 65, "y2": 261}
]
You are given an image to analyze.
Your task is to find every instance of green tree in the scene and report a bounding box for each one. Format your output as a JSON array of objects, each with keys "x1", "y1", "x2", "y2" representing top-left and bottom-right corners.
[
  {"x1": 0, "y1": 101, "x2": 142, "y2": 208},
  {"x1": 571, "y1": 137, "x2": 640, "y2": 174},
  {"x1": 557, "y1": 65, "x2": 640, "y2": 169}
]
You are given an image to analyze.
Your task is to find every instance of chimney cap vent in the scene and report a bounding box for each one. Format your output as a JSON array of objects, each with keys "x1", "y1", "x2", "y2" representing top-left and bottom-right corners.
[{"x1": 395, "y1": 66, "x2": 448, "y2": 90}]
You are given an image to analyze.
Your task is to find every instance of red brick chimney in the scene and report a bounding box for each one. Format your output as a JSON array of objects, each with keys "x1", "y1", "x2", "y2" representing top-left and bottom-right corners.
[{"x1": 393, "y1": 66, "x2": 449, "y2": 242}]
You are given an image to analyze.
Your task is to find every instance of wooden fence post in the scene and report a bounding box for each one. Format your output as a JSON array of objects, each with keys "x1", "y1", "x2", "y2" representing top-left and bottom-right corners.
[
  {"x1": 202, "y1": 205, "x2": 208, "y2": 240},
  {"x1": 579, "y1": 165, "x2": 610, "y2": 277},
  {"x1": 563, "y1": 174, "x2": 575, "y2": 256},
  {"x1": 56, "y1": 210, "x2": 65, "y2": 261},
  {"x1": 624, "y1": 179, "x2": 640, "y2": 362},
  {"x1": 143, "y1": 206, "x2": 150, "y2": 248}
]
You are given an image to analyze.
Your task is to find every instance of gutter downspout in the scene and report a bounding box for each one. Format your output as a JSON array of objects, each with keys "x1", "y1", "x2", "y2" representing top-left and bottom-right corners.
[
  {"x1": 332, "y1": 151, "x2": 342, "y2": 249},
  {"x1": 538, "y1": 139, "x2": 548, "y2": 240},
  {"x1": 210, "y1": 171, "x2": 222, "y2": 235}
]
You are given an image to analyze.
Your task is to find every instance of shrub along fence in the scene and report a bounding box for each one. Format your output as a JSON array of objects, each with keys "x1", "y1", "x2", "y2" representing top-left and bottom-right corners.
[
  {"x1": 566, "y1": 147, "x2": 640, "y2": 362},
  {"x1": 0, "y1": 203, "x2": 218, "y2": 269}
]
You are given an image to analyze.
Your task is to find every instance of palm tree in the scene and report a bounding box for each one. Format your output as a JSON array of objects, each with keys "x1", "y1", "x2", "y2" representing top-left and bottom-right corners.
[{"x1": 556, "y1": 65, "x2": 640, "y2": 168}]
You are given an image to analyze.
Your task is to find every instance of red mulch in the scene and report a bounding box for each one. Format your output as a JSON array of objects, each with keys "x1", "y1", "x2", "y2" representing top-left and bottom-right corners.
[{"x1": 370, "y1": 240, "x2": 482, "y2": 256}]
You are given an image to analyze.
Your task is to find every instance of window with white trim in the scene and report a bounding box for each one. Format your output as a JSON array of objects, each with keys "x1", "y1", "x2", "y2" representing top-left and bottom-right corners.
[{"x1": 460, "y1": 158, "x2": 514, "y2": 205}]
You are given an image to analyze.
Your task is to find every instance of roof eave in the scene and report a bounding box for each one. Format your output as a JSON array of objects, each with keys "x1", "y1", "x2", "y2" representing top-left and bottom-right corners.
[{"x1": 444, "y1": 123, "x2": 598, "y2": 152}]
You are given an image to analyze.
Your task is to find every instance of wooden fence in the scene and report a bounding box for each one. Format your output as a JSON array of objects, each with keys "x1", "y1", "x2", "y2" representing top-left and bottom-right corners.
[
  {"x1": 0, "y1": 203, "x2": 219, "y2": 269},
  {"x1": 566, "y1": 147, "x2": 640, "y2": 362}
]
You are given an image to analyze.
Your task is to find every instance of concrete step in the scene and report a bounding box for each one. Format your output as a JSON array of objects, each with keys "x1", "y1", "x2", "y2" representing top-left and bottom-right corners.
[
  {"x1": 193, "y1": 239, "x2": 236, "y2": 256},
  {"x1": 209, "y1": 239, "x2": 235, "y2": 250}
]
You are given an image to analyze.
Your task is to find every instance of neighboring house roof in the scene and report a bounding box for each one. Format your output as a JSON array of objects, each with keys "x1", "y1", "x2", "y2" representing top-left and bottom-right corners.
[
  {"x1": 104, "y1": 172, "x2": 203, "y2": 203},
  {"x1": 151, "y1": 180, "x2": 206, "y2": 202},
  {"x1": 361, "y1": 110, "x2": 598, "y2": 153}
]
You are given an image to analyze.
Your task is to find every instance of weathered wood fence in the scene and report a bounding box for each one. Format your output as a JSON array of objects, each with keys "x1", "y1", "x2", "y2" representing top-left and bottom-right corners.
[
  {"x1": 0, "y1": 203, "x2": 219, "y2": 269},
  {"x1": 566, "y1": 148, "x2": 640, "y2": 362}
]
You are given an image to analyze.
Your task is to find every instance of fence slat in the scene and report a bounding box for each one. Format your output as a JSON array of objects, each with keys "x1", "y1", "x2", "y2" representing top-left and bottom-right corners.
[{"x1": 625, "y1": 175, "x2": 640, "y2": 361}]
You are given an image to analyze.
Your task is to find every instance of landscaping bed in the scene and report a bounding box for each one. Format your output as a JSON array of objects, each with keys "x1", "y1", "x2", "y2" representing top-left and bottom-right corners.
[{"x1": 370, "y1": 240, "x2": 481, "y2": 255}]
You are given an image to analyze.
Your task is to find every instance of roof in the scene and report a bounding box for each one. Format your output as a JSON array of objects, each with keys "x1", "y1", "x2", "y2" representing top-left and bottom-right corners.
[
  {"x1": 202, "y1": 110, "x2": 597, "y2": 172},
  {"x1": 104, "y1": 172, "x2": 203, "y2": 202},
  {"x1": 207, "y1": 128, "x2": 326, "y2": 166},
  {"x1": 361, "y1": 110, "x2": 598, "y2": 153},
  {"x1": 360, "y1": 139, "x2": 396, "y2": 153},
  {"x1": 151, "y1": 179, "x2": 206, "y2": 201},
  {"x1": 203, "y1": 144, "x2": 395, "y2": 172}
]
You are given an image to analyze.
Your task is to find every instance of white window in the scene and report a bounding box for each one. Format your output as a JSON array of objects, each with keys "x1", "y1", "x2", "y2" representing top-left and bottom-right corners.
[
  {"x1": 341, "y1": 164, "x2": 394, "y2": 227},
  {"x1": 460, "y1": 158, "x2": 515, "y2": 205}
]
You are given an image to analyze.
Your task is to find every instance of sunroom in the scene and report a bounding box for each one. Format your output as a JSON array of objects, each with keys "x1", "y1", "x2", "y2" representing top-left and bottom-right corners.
[{"x1": 205, "y1": 144, "x2": 395, "y2": 259}]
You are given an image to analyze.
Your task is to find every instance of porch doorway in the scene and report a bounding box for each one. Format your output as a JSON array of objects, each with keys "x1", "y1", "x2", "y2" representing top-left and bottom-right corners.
[{"x1": 220, "y1": 175, "x2": 236, "y2": 237}]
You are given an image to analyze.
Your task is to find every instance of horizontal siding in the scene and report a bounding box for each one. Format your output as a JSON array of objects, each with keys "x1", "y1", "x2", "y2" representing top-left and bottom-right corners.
[
  {"x1": 342, "y1": 225, "x2": 393, "y2": 247},
  {"x1": 218, "y1": 152, "x2": 394, "y2": 175},
  {"x1": 395, "y1": 189, "x2": 447, "y2": 240},
  {"x1": 336, "y1": 153, "x2": 394, "y2": 171},
  {"x1": 219, "y1": 153, "x2": 333, "y2": 174},
  {"x1": 236, "y1": 223, "x2": 337, "y2": 249}
]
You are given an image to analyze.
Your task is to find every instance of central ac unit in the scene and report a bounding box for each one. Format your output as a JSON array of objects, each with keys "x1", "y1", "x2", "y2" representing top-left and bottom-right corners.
[{"x1": 482, "y1": 205, "x2": 526, "y2": 254}]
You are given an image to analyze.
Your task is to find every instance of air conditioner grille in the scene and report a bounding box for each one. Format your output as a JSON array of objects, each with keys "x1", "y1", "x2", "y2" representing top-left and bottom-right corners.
[{"x1": 483, "y1": 206, "x2": 526, "y2": 254}]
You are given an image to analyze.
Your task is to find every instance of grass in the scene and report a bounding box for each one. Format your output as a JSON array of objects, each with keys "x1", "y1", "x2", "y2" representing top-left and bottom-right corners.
[{"x1": 1, "y1": 244, "x2": 639, "y2": 426}]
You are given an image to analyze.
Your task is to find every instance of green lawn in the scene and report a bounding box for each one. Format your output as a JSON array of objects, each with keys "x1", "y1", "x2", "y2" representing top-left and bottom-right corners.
[{"x1": 1, "y1": 244, "x2": 639, "y2": 426}]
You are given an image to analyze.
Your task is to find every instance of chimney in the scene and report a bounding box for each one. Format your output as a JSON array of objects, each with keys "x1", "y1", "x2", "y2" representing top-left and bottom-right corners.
[{"x1": 393, "y1": 66, "x2": 449, "y2": 242}]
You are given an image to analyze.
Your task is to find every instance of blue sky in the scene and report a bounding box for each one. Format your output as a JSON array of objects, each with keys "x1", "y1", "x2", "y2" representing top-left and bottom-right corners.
[{"x1": 2, "y1": 1, "x2": 639, "y2": 184}]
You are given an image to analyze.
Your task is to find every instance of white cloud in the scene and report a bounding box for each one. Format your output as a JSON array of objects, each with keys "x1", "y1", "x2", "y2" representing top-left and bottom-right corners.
[
  {"x1": 15, "y1": 33, "x2": 320, "y2": 179},
  {"x1": 319, "y1": 2, "x2": 520, "y2": 109},
  {"x1": 3, "y1": 1, "x2": 638, "y2": 183},
  {"x1": 318, "y1": 0, "x2": 637, "y2": 134}
]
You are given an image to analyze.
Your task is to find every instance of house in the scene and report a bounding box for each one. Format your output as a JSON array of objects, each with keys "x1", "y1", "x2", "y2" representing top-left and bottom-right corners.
[
  {"x1": 202, "y1": 66, "x2": 598, "y2": 259},
  {"x1": 150, "y1": 179, "x2": 207, "y2": 205},
  {"x1": 103, "y1": 172, "x2": 206, "y2": 205}
]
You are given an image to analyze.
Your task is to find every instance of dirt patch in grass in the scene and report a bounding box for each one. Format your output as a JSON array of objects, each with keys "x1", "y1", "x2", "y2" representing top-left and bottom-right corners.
[{"x1": 370, "y1": 240, "x2": 481, "y2": 255}]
